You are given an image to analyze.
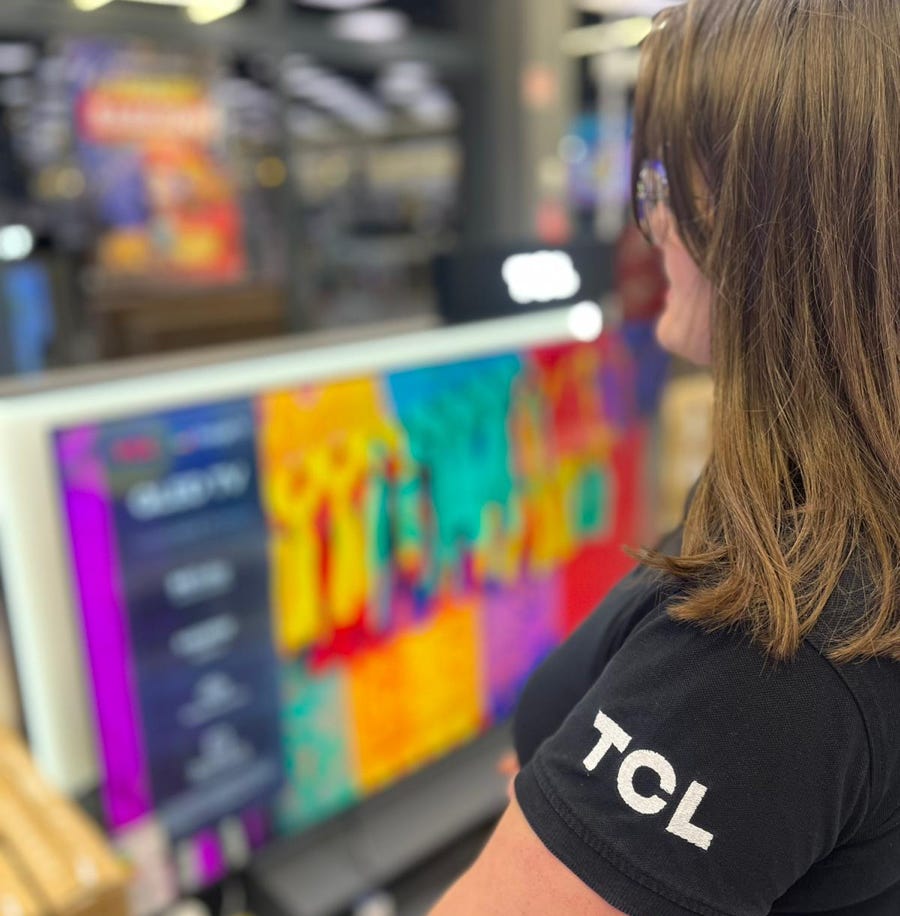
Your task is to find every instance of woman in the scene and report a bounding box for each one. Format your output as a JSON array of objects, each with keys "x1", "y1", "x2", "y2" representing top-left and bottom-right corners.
[{"x1": 432, "y1": 1, "x2": 900, "y2": 913}]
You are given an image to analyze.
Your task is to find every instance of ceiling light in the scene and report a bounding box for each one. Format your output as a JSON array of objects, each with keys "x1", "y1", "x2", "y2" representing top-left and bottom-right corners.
[
  {"x1": 71, "y1": 0, "x2": 246, "y2": 22},
  {"x1": 296, "y1": 0, "x2": 383, "y2": 8},
  {"x1": 407, "y1": 88, "x2": 458, "y2": 128},
  {"x1": 287, "y1": 71, "x2": 390, "y2": 134},
  {"x1": 561, "y1": 17, "x2": 654, "y2": 56},
  {"x1": 377, "y1": 61, "x2": 433, "y2": 103},
  {"x1": 0, "y1": 226, "x2": 35, "y2": 263},
  {"x1": 331, "y1": 9, "x2": 408, "y2": 43},
  {"x1": 282, "y1": 64, "x2": 334, "y2": 98},
  {"x1": 574, "y1": 0, "x2": 679, "y2": 13},
  {"x1": 187, "y1": 0, "x2": 246, "y2": 24}
]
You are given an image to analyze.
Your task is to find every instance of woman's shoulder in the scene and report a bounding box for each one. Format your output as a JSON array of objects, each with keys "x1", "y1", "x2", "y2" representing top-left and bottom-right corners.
[
  {"x1": 516, "y1": 576, "x2": 877, "y2": 916},
  {"x1": 616, "y1": 555, "x2": 900, "y2": 834}
]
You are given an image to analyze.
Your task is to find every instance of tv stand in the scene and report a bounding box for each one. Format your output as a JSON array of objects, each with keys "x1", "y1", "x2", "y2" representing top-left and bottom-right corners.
[{"x1": 247, "y1": 727, "x2": 511, "y2": 916}]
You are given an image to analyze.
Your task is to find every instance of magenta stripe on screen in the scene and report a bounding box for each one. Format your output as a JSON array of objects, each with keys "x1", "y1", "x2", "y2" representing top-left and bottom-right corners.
[
  {"x1": 58, "y1": 427, "x2": 152, "y2": 829},
  {"x1": 195, "y1": 831, "x2": 226, "y2": 885}
]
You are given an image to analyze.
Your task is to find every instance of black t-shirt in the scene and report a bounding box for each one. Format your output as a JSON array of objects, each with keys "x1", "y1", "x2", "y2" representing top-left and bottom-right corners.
[{"x1": 513, "y1": 529, "x2": 900, "y2": 915}]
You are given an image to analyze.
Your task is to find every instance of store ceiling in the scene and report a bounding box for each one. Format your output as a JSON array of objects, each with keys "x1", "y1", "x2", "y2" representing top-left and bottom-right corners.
[{"x1": 0, "y1": 0, "x2": 475, "y2": 74}]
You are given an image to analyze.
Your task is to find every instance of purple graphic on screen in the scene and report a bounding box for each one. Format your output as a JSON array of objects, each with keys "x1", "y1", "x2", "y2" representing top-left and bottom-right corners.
[
  {"x1": 57, "y1": 426, "x2": 153, "y2": 829},
  {"x1": 482, "y1": 574, "x2": 563, "y2": 720},
  {"x1": 195, "y1": 830, "x2": 226, "y2": 886}
]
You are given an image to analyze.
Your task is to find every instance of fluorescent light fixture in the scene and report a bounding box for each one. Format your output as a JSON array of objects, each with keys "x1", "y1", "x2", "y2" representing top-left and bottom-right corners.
[
  {"x1": 287, "y1": 69, "x2": 389, "y2": 133},
  {"x1": 282, "y1": 64, "x2": 334, "y2": 98},
  {"x1": 561, "y1": 16, "x2": 654, "y2": 56},
  {"x1": 331, "y1": 8, "x2": 408, "y2": 43},
  {"x1": 187, "y1": 0, "x2": 245, "y2": 23},
  {"x1": 296, "y1": 0, "x2": 383, "y2": 8},
  {"x1": 568, "y1": 301, "x2": 604, "y2": 342},
  {"x1": 408, "y1": 87, "x2": 458, "y2": 128},
  {"x1": 0, "y1": 226, "x2": 34, "y2": 263},
  {"x1": 71, "y1": 0, "x2": 246, "y2": 22},
  {"x1": 377, "y1": 61, "x2": 433, "y2": 103},
  {"x1": 575, "y1": 0, "x2": 678, "y2": 13}
]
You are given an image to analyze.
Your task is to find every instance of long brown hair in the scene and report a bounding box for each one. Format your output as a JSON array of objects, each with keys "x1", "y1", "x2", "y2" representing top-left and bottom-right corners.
[{"x1": 633, "y1": 0, "x2": 900, "y2": 663}]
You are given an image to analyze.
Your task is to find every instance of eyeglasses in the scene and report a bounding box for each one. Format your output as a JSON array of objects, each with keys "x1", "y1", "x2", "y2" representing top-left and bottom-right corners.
[{"x1": 636, "y1": 159, "x2": 671, "y2": 245}]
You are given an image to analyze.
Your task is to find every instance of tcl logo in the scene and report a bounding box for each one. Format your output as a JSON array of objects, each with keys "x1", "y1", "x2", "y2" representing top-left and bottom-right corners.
[
  {"x1": 501, "y1": 250, "x2": 582, "y2": 305},
  {"x1": 583, "y1": 709, "x2": 715, "y2": 851}
]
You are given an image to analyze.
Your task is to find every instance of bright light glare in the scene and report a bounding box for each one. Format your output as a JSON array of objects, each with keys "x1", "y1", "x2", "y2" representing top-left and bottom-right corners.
[
  {"x1": 187, "y1": 0, "x2": 246, "y2": 23},
  {"x1": 576, "y1": 0, "x2": 679, "y2": 13},
  {"x1": 296, "y1": 0, "x2": 382, "y2": 8},
  {"x1": 502, "y1": 251, "x2": 582, "y2": 306},
  {"x1": 561, "y1": 17, "x2": 654, "y2": 57},
  {"x1": 72, "y1": 0, "x2": 246, "y2": 18},
  {"x1": 0, "y1": 226, "x2": 35, "y2": 262},
  {"x1": 332, "y1": 9, "x2": 409, "y2": 43},
  {"x1": 104, "y1": 0, "x2": 186, "y2": 5},
  {"x1": 71, "y1": 0, "x2": 116, "y2": 9},
  {"x1": 568, "y1": 301, "x2": 604, "y2": 342}
]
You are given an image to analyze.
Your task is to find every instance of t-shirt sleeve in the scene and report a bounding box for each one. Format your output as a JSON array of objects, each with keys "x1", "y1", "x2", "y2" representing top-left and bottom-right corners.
[
  {"x1": 514, "y1": 527, "x2": 685, "y2": 767},
  {"x1": 514, "y1": 609, "x2": 871, "y2": 916}
]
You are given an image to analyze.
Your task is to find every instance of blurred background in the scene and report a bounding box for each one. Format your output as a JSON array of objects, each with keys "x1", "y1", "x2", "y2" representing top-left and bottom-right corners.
[
  {"x1": 0, "y1": 3, "x2": 713, "y2": 916},
  {"x1": 0, "y1": 0, "x2": 678, "y2": 362}
]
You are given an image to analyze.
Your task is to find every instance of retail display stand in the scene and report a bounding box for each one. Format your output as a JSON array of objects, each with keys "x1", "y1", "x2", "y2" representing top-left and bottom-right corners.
[{"x1": 247, "y1": 727, "x2": 511, "y2": 916}]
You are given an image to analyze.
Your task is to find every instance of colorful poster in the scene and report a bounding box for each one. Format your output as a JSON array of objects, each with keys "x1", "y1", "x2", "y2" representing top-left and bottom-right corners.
[
  {"x1": 65, "y1": 40, "x2": 245, "y2": 281},
  {"x1": 55, "y1": 331, "x2": 649, "y2": 904}
]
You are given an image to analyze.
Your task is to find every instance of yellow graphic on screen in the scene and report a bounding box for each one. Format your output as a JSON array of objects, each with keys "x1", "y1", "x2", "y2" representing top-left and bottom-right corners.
[{"x1": 260, "y1": 382, "x2": 399, "y2": 656}]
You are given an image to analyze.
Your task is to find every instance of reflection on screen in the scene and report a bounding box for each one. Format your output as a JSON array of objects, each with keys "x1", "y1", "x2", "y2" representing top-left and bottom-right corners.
[{"x1": 54, "y1": 334, "x2": 647, "y2": 903}]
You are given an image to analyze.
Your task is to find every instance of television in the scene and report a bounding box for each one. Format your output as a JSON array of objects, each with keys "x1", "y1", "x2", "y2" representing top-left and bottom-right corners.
[{"x1": 0, "y1": 307, "x2": 650, "y2": 912}]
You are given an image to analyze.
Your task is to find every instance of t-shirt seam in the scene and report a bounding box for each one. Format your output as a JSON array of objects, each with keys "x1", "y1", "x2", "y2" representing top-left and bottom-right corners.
[
  {"x1": 529, "y1": 756, "x2": 738, "y2": 916},
  {"x1": 799, "y1": 640, "x2": 876, "y2": 820}
]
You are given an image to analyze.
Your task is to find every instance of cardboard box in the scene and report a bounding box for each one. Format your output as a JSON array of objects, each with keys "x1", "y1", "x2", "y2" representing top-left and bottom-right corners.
[
  {"x1": 0, "y1": 617, "x2": 21, "y2": 731},
  {"x1": 0, "y1": 728, "x2": 130, "y2": 916}
]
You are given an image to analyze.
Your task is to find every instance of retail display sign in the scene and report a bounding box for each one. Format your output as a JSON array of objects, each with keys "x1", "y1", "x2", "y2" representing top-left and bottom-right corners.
[{"x1": 65, "y1": 40, "x2": 245, "y2": 282}]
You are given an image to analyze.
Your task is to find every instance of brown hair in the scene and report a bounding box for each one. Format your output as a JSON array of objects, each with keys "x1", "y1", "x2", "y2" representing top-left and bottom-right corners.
[{"x1": 633, "y1": 0, "x2": 900, "y2": 663}]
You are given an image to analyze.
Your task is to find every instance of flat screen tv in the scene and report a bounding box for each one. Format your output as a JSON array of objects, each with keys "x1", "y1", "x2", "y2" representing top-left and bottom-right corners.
[{"x1": 0, "y1": 308, "x2": 650, "y2": 909}]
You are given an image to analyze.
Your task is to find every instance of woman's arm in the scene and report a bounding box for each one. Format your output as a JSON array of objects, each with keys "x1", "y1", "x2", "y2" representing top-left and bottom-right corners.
[{"x1": 429, "y1": 798, "x2": 627, "y2": 916}]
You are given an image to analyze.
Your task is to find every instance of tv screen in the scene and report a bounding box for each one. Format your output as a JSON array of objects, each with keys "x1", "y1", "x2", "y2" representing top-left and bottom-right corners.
[{"x1": 53, "y1": 332, "x2": 646, "y2": 902}]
